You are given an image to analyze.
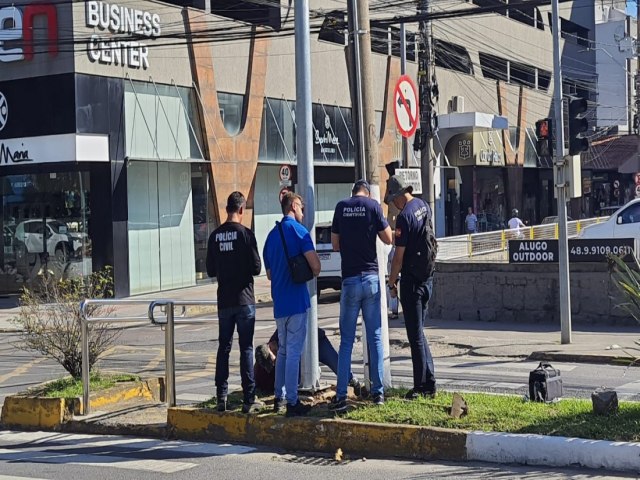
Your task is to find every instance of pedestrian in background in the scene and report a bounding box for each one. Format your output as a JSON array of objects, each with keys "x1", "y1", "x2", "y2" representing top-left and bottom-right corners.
[
  {"x1": 263, "y1": 192, "x2": 321, "y2": 417},
  {"x1": 330, "y1": 179, "x2": 392, "y2": 412},
  {"x1": 465, "y1": 207, "x2": 478, "y2": 234},
  {"x1": 206, "y1": 191, "x2": 262, "y2": 414},
  {"x1": 508, "y1": 209, "x2": 526, "y2": 238},
  {"x1": 386, "y1": 175, "x2": 437, "y2": 399}
]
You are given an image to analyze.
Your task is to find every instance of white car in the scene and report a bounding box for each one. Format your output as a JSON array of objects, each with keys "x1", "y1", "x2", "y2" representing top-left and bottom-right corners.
[
  {"x1": 316, "y1": 222, "x2": 341, "y2": 292},
  {"x1": 579, "y1": 200, "x2": 640, "y2": 239},
  {"x1": 14, "y1": 219, "x2": 88, "y2": 262}
]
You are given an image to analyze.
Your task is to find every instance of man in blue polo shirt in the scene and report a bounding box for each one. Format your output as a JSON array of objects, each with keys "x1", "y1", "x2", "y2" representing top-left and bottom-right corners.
[
  {"x1": 329, "y1": 180, "x2": 392, "y2": 411},
  {"x1": 263, "y1": 192, "x2": 321, "y2": 417}
]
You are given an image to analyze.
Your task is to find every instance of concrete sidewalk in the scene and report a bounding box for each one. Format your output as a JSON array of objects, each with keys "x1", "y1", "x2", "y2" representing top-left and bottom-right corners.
[{"x1": 2, "y1": 275, "x2": 640, "y2": 364}]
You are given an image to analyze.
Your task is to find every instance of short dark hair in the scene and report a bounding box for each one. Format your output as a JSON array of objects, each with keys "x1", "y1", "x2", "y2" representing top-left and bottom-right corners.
[
  {"x1": 255, "y1": 344, "x2": 274, "y2": 373},
  {"x1": 352, "y1": 179, "x2": 371, "y2": 195},
  {"x1": 281, "y1": 191, "x2": 302, "y2": 215},
  {"x1": 226, "y1": 191, "x2": 245, "y2": 214}
]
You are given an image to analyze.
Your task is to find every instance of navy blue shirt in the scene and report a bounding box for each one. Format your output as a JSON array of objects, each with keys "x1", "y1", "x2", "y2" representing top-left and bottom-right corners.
[
  {"x1": 263, "y1": 216, "x2": 315, "y2": 318},
  {"x1": 331, "y1": 195, "x2": 389, "y2": 279},
  {"x1": 395, "y1": 197, "x2": 432, "y2": 276}
]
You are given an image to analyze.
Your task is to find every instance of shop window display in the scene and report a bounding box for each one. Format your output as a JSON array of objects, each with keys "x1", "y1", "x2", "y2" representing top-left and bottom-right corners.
[{"x1": 0, "y1": 172, "x2": 91, "y2": 292}]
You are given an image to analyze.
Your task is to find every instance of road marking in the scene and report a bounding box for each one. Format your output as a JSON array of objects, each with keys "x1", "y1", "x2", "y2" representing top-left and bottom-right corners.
[
  {"x1": 0, "y1": 475, "x2": 51, "y2": 480},
  {"x1": 0, "y1": 431, "x2": 256, "y2": 473},
  {"x1": 0, "y1": 357, "x2": 46, "y2": 385}
]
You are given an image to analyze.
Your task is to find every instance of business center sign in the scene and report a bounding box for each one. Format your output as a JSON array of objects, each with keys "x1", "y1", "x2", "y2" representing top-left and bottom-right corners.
[
  {"x1": 0, "y1": 4, "x2": 58, "y2": 63},
  {"x1": 86, "y1": 1, "x2": 161, "y2": 70}
]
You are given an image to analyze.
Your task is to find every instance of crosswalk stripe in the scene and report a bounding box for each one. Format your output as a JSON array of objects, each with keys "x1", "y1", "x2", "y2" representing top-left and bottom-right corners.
[{"x1": 0, "y1": 475, "x2": 50, "y2": 480}]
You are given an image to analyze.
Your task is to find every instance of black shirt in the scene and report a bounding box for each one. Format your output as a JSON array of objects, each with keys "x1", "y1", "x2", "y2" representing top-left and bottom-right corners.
[
  {"x1": 395, "y1": 197, "x2": 432, "y2": 278},
  {"x1": 206, "y1": 222, "x2": 261, "y2": 308}
]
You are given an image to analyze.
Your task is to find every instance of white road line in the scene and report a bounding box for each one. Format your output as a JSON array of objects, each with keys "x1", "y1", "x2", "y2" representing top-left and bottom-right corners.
[{"x1": 0, "y1": 475, "x2": 51, "y2": 480}]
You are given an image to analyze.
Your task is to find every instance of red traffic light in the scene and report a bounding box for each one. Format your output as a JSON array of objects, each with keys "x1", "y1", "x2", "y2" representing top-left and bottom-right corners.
[{"x1": 535, "y1": 118, "x2": 552, "y2": 139}]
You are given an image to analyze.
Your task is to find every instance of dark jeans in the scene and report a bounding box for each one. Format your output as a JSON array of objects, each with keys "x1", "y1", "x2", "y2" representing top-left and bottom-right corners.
[
  {"x1": 400, "y1": 276, "x2": 436, "y2": 392},
  {"x1": 216, "y1": 305, "x2": 256, "y2": 403}
]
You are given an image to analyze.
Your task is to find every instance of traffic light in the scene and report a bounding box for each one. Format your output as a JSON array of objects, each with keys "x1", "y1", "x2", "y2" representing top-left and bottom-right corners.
[
  {"x1": 567, "y1": 96, "x2": 589, "y2": 155},
  {"x1": 535, "y1": 118, "x2": 553, "y2": 158}
]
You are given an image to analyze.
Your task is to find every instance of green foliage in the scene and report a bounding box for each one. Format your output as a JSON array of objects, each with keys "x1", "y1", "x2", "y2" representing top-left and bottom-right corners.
[
  {"x1": 608, "y1": 254, "x2": 640, "y2": 323},
  {"x1": 11, "y1": 267, "x2": 120, "y2": 379},
  {"x1": 31, "y1": 373, "x2": 139, "y2": 398}
]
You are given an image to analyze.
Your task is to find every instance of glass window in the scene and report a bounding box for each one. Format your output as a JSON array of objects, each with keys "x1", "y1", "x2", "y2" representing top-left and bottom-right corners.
[
  {"x1": 0, "y1": 171, "x2": 91, "y2": 293},
  {"x1": 217, "y1": 92, "x2": 243, "y2": 136},
  {"x1": 318, "y1": 11, "x2": 345, "y2": 46},
  {"x1": 435, "y1": 39, "x2": 474, "y2": 75},
  {"x1": 620, "y1": 203, "x2": 640, "y2": 224},
  {"x1": 479, "y1": 52, "x2": 508, "y2": 82}
]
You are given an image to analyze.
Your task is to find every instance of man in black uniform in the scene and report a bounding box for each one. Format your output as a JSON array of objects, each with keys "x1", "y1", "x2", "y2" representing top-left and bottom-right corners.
[{"x1": 207, "y1": 192, "x2": 262, "y2": 413}]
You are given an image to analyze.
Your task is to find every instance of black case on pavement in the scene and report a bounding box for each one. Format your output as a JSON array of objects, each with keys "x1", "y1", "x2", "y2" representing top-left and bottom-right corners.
[{"x1": 529, "y1": 362, "x2": 563, "y2": 402}]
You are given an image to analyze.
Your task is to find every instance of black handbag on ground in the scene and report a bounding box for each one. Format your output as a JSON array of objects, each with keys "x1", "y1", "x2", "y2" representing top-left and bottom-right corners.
[
  {"x1": 277, "y1": 221, "x2": 314, "y2": 284},
  {"x1": 528, "y1": 362, "x2": 563, "y2": 402}
]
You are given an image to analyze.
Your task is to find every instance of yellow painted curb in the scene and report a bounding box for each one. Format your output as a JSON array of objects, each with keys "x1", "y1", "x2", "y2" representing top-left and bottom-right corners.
[
  {"x1": 168, "y1": 408, "x2": 467, "y2": 461},
  {"x1": 1, "y1": 378, "x2": 164, "y2": 430}
]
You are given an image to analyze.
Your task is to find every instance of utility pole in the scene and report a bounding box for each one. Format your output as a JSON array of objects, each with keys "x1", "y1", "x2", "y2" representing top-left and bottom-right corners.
[
  {"x1": 295, "y1": 0, "x2": 320, "y2": 389},
  {"x1": 551, "y1": 0, "x2": 572, "y2": 344},
  {"x1": 348, "y1": 0, "x2": 392, "y2": 389},
  {"x1": 636, "y1": 1, "x2": 640, "y2": 136},
  {"x1": 418, "y1": 0, "x2": 436, "y2": 221},
  {"x1": 347, "y1": 2, "x2": 366, "y2": 180}
]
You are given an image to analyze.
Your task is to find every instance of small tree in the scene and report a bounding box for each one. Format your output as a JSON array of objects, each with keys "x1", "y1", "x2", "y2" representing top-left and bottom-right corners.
[
  {"x1": 12, "y1": 267, "x2": 120, "y2": 379},
  {"x1": 609, "y1": 254, "x2": 640, "y2": 323}
]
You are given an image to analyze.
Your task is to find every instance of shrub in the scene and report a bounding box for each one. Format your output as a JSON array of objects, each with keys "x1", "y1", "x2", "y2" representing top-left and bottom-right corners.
[{"x1": 11, "y1": 267, "x2": 120, "y2": 379}]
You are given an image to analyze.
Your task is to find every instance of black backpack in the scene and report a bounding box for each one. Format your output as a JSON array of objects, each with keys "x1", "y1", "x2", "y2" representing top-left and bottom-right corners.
[{"x1": 407, "y1": 211, "x2": 438, "y2": 281}]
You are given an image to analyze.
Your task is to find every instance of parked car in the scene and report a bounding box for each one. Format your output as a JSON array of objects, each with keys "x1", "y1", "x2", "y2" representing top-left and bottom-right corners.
[
  {"x1": 316, "y1": 222, "x2": 341, "y2": 292},
  {"x1": 579, "y1": 200, "x2": 639, "y2": 239},
  {"x1": 14, "y1": 219, "x2": 88, "y2": 262}
]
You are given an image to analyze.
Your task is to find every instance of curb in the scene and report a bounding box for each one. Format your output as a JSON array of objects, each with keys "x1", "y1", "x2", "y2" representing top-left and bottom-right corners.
[
  {"x1": 528, "y1": 351, "x2": 635, "y2": 366},
  {"x1": 167, "y1": 408, "x2": 467, "y2": 461}
]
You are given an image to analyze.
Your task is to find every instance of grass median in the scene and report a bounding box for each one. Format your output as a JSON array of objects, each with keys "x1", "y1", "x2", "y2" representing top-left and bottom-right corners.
[
  {"x1": 199, "y1": 389, "x2": 640, "y2": 443},
  {"x1": 28, "y1": 373, "x2": 140, "y2": 398}
]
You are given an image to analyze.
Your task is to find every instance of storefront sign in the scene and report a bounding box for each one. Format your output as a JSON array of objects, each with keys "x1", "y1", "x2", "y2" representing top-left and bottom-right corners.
[
  {"x1": 445, "y1": 131, "x2": 505, "y2": 167},
  {"x1": 314, "y1": 113, "x2": 340, "y2": 155},
  {"x1": 0, "y1": 4, "x2": 58, "y2": 62},
  {"x1": 86, "y1": 1, "x2": 161, "y2": 70},
  {"x1": 0, "y1": 134, "x2": 108, "y2": 165},
  {"x1": 509, "y1": 240, "x2": 558, "y2": 263}
]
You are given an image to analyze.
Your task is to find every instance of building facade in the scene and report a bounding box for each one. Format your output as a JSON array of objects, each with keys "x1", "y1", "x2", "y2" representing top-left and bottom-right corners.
[{"x1": 0, "y1": 0, "x2": 602, "y2": 295}]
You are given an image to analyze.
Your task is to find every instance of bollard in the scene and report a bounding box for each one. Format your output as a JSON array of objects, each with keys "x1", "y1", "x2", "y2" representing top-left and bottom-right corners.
[
  {"x1": 165, "y1": 301, "x2": 176, "y2": 407},
  {"x1": 81, "y1": 302, "x2": 90, "y2": 415}
]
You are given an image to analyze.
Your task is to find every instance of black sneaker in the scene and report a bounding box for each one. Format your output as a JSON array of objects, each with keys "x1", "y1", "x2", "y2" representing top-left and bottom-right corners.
[
  {"x1": 242, "y1": 399, "x2": 264, "y2": 414},
  {"x1": 405, "y1": 388, "x2": 436, "y2": 400},
  {"x1": 285, "y1": 401, "x2": 311, "y2": 418},
  {"x1": 216, "y1": 397, "x2": 227, "y2": 412},
  {"x1": 328, "y1": 396, "x2": 348, "y2": 412},
  {"x1": 373, "y1": 394, "x2": 385, "y2": 406},
  {"x1": 273, "y1": 397, "x2": 286, "y2": 414}
]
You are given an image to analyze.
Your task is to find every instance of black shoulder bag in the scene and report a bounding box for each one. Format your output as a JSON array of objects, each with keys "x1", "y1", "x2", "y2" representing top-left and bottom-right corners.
[{"x1": 277, "y1": 221, "x2": 314, "y2": 284}]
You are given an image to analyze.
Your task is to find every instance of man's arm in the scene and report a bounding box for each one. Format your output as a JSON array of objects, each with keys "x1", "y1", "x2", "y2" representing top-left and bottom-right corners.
[
  {"x1": 378, "y1": 225, "x2": 393, "y2": 245},
  {"x1": 248, "y1": 230, "x2": 262, "y2": 275},
  {"x1": 304, "y1": 250, "x2": 322, "y2": 277},
  {"x1": 205, "y1": 234, "x2": 216, "y2": 278},
  {"x1": 388, "y1": 245, "x2": 405, "y2": 287},
  {"x1": 331, "y1": 232, "x2": 340, "y2": 252}
]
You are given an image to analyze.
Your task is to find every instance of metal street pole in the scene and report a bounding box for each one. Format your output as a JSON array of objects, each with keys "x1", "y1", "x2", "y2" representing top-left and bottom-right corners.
[
  {"x1": 295, "y1": 0, "x2": 320, "y2": 389},
  {"x1": 349, "y1": 0, "x2": 392, "y2": 389},
  {"x1": 348, "y1": 0, "x2": 367, "y2": 181},
  {"x1": 418, "y1": 0, "x2": 436, "y2": 225},
  {"x1": 400, "y1": 23, "x2": 408, "y2": 168},
  {"x1": 551, "y1": 0, "x2": 572, "y2": 344}
]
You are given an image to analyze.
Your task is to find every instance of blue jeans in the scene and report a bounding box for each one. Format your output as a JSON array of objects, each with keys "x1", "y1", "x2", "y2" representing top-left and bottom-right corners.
[
  {"x1": 337, "y1": 274, "x2": 384, "y2": 399},
  {"x1": 400, "y1": 276, "x2": 436, "y2": 392},
  {"x1": 215, "y1": 305, "x2": 256, "y2": 403},
  {"x1": 275, "y1": 310, "x2": 308, "y2": 405}
]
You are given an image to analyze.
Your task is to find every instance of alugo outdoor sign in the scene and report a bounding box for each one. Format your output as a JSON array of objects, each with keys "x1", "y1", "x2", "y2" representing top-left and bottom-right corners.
[{"x1": 509, "y1": 238, "x2": 636, "y2": 263}]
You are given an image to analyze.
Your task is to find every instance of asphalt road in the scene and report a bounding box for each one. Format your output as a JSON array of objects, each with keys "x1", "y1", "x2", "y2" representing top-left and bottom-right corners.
[
  {"x1": 0, "y1": 431, "x2": 631, "y2": 480},
  {"x1": 3, "y1": 292, "x2": 640, "y2": 406}
]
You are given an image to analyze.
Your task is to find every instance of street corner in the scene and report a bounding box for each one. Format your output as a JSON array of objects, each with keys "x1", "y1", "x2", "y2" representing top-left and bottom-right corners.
[{"x1": 167, "y1": 405, "x2": 468, "y2": 462}]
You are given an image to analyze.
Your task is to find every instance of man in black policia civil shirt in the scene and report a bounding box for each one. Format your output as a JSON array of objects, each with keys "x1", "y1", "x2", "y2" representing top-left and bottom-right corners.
[
  {"x1": 385, "y1": 175, "x2": 437, "y2": 399},
  {"x1": 206, "y1": 191, "x2": 263, "y2": 413}
]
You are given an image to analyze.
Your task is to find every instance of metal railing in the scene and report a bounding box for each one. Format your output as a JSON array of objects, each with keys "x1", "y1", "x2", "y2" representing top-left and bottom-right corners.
[
  {"x1": 437, "y1": 216, "x2": 609, "y2": 262},
  {"x1": 80, "y1": 298, "x2": 217, "y2": 415}
]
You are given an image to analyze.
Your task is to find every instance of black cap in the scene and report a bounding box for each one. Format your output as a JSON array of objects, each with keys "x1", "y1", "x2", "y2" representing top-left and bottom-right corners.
[{"x1": 352, "y1": 179, "x2": 371, "y2": 194}]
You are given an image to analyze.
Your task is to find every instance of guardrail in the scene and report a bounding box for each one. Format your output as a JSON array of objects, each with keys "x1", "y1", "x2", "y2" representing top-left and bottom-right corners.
[
  {"x1": 79, "y1": 298, "x2": 217, "y2": 415},
  {"x1": 437, "y1": 217, "x2": 609, "y2": 262}
]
